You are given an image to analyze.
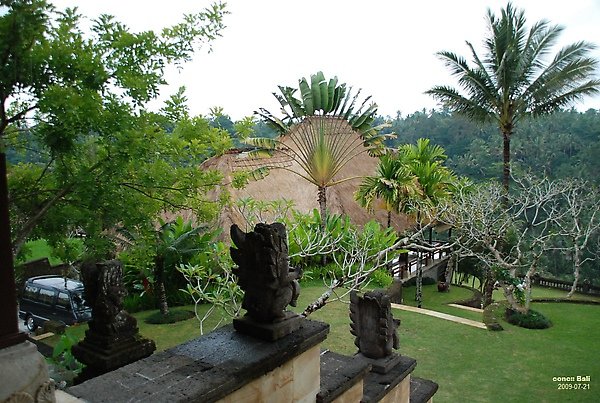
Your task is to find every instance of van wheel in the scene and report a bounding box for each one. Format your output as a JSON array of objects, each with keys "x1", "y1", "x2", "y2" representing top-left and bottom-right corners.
[{"x1": 25, "y1": 315, "x2": 37, "y2": 332}]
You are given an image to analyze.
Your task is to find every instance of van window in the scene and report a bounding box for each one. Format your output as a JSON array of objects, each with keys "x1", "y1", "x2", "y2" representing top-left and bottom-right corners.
[
  {"x1": 56, "y1": 292, "x2": 71, "y2": 310},
  {"x1": 23, "y1": 285, "x2": 39, "y2": 300},
  {"x1": 38, "y1": 288, "x2": 55, "y2": 305}
]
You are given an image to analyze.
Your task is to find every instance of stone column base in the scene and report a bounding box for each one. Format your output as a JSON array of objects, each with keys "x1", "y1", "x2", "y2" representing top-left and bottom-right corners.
[{"x1": 0, "y1": 341, "x2": 55, "y2": 402}]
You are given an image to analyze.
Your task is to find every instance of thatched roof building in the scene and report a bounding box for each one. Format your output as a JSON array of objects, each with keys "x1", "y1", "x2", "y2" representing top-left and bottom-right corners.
[{"x1": 201, "y1": 117, "x2": 412, "y2": 236}]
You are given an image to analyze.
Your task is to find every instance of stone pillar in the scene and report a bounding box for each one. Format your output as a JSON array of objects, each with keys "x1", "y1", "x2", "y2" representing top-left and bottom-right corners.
[{"x1": 0, "y1": 152, "x2": 54, "y2": 401}]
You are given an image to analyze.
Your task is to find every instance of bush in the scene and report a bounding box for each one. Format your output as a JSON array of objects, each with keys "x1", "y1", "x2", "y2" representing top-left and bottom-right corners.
[
  {"x1": 302, "y1": 263, "x2": 343, "y2": 282},
  {"x1": 145, "y1": 309, "x2": 195, "y2": 324},
  {"x1": 403, "y1": 276, "x2": 436, "y2": 287},
  {"x1": 371, "y1": 269, "x2": 393, "y2": 288},
  {"x1": 123, "y1": 293, "x2": 155, "y2": 313},
  {"x1": 505, "y1": 308, "x2": 552, "y2": 329},
  {"x1": 451, "y1": 285, "x2": 483, "y2": 309}
]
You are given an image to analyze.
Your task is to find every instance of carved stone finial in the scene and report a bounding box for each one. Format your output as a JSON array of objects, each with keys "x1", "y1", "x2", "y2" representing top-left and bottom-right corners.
[
  {"x1": 72, "y1": 260, "x2": 155, "y2": 383},
  {"x1": 231, "y1": 223, "x2": 301, "y2": 323},
  {"x1": 350, "y1": 289, "x2": 400, "y2": 368},
  {"x1": 231, "y1": 223, "x2": 303, "y2": 340}
]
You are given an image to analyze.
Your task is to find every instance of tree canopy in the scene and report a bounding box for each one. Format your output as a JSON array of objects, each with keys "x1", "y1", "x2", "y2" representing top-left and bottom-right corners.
[{"x1": 1, "y1": 0, "x2": 229, "y2": 259}]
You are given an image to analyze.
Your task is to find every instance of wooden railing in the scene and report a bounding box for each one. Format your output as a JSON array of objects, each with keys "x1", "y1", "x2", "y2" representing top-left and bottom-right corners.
[
  {"x1": 531, "y1": 275, "x2": 600, "y2": 296},
  {"x1": 390, "y1": 242, "x2": 450, "y2": 279}
]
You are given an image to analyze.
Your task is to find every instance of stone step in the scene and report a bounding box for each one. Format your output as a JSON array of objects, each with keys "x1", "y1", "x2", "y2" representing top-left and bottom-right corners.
[
  {"x1": 409, "y1": 376, "x2": 439, "y2": 403},
  {"x1": 317, "y1": 350, "x2": 371, "y2": 403}
]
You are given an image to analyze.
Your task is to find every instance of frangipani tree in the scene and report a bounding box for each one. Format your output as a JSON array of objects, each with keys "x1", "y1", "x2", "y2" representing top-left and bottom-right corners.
[{"x1": 252, "y1": 72, "x2": 390, "y2": 230}]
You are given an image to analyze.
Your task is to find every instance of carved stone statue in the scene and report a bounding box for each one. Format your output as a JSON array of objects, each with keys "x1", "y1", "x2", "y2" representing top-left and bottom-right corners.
[
  {"x1": 81, "y1": 260, "x2": 137, "y2": 340},
  {"x1": 230, "y1": 223, "x2": 303, "y2": 340},
  {"x1": 72, "y1": 260, "x2": 155, "y2": 383},
  {"x1": 350, "y1": 289, "x2": 401, "y2": 373}
]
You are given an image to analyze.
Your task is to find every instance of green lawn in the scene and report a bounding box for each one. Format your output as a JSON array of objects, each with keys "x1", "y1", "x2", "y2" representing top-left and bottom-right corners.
[{"x1": 50, "y1": 283, "x2": 598, "y2": 403}]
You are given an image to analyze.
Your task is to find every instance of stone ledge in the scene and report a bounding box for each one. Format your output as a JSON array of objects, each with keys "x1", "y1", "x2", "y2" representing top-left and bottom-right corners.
[
  {"x1": 361, "y1": 355, "x2": 416, "y2": 403},
  {"x1": 409, "y1": 376, "x2": 439, "y2": 403},
  {"x1": 317, "y1": 350, "x2": 371, "y2": 403},
  {"x1": 67, "y1": 320, "x2": 329, "y2": 403}
]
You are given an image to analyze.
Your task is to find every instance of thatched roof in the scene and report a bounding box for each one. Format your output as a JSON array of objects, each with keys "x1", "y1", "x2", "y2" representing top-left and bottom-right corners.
[{"x1": 201, "y1": 117, "x2": 412, "y2": 237}]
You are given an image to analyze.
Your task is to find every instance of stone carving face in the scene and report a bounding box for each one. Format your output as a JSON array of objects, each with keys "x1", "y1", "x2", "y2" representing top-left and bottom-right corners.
[
  {"x1": 230, "y1": 223, "x2": 301, "y2": 323},
  {"x1": 350, "y1": 290, "x2": 400, "y2": 359}
]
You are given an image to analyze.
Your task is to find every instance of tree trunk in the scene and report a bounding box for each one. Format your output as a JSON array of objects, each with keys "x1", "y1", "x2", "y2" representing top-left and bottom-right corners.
[
  {"x1": 501, "y1": 284, "x2": 528, "y2": 314},
  {"x1": 155, "y1": 256, "x2": 169, "y2": 315},
  {"x1": 387, "y1": 210, "x2": 391, "y2": 229},
  {"x1": 482, "y1": 268, "x2": 495, "y2": 308},
  {"x1": 415, "y1": 251, "x2": 423, "y2": 308},
  {"x1": 317, "y1": 186, "x2": 327, "y2": 266},
  {"x1": 0, "y1": 151, "x2": 26, "y2": 348},
  {"x1": 502, "y1": 129, "x2": 512, "y2": 199},
  {"x1": 444, "y1": 253, "x2": 456, "y2": 291},
  {"x1": 567, "y1": 245, "x2": 582, "y2": 298}
]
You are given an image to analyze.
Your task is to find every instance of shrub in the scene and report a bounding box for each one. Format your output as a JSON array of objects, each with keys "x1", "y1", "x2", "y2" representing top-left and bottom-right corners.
[
  {"x1": 371, "y1": 269, "x2": 393, "y2": 288},
  {"x1": 303, "y1": 263, "x2": 343, "y2": 282},
  {"x1": 403, "y1": 276, "x2": 436, "y2": 287},
  {"x1": 505, "y1": 308, "x2": 552, "y2": 329},
  {"x1": 451, "y1": 285, "x2": 483, "y2": 309},
  {"x1": 145, "y1": 309, "x2": 195, "y2": 324},
  {"x1": 123, "y1": 293, "x2": 155, "y2": 313}
]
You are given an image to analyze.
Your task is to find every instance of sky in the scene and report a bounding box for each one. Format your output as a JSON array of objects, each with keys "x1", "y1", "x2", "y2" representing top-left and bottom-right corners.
[{"x1": 51, "y1": 0, "x2": 600, "y2": 120}]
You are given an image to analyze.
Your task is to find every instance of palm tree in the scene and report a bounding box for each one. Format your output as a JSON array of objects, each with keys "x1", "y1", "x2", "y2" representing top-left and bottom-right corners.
[
  {"x1": 399, "y1": 139, "x2": 457, "y2": 212},
  {"x1": 355, "y1": 153, "x2": 421, "y2": 228},
  {"x1": 154, "y1": 217, "x2": 207, "y2": 315},
  {"x1": 426, "y1": 2, "x2": 599, "y2": 194},
  {"x1": 253, "y1": 72, "x2": 390, "y2": 231}
]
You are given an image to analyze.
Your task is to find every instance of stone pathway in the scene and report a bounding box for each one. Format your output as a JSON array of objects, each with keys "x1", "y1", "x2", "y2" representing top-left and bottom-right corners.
[
  {"x1": 390, "y1": 303, "x2": 487, "y2": 330},
  {"x1": 447, "y1": 303, "x2": 484, "y2": 313}
]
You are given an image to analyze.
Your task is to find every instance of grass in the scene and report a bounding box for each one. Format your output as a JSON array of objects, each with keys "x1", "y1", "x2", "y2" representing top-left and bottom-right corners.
[
  {"x1": 16, "y1": 238, "x2": 84, "y2": 266},
  {"x1": 46, "y1": 283, "x2": 599, "y2": 402}
]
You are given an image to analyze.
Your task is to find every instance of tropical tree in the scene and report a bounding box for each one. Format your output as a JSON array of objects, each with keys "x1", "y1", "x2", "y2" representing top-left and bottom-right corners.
[
  {"x1": 355, "y1": 153, "x2": 421, "y2": 228},
  {"x1": 1, "y1": 1, "x2": 228, "y2": 259},
  {"x1": 153, "y1": 217, "x2": 210, "y2": 315},
  {"x1": 253, "y1": 71, "x2": 390, "y2": 231},
  {"x1": 398, "y1": 138, "x2": 457, "y2": 211},
  {"x1": 426, "y1": 2, "x2": 599, "y2": 194}
]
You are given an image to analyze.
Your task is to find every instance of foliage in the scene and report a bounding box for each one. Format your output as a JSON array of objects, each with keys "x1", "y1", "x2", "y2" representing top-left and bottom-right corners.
[
  {"x1": 1, "y1": 0, "x2": 229, "y2": 258},
  {"x1": 256, "y1": 71, "x2": 387, "y2": 140},
  {"x1": 441, "y1": 175, "x2": 600, "y2": 313},
  {"x1": 50, "y1": 332, "x2": 84, "y2": 383},
  {"x1": 402, "y1": 276, "x2": 437, "y2": 287},
  {"x1": 427, "y1": 2, "x2": 599, "y2": 192},
  {"x1": 252, "y1": 72, "x2": 391, "y2": 230},
  {"x1": 144, "y1": 309, "x2": 195, "y2": 324},
  {"x1": 505, "y1": 307, "x2": 552, "y2": 329},
  {"x1": 177, "y1": 244, "x2": 243, "y2": 335},
  {"x1": 122, "y1": 292, "x2": 155, "y2": 313},
  {"x1": 370, "y1": 269, "x2": 393, "y2": 288},
  {"x1": 355, "y1": 151, "x2": 421, "y2": 225}
]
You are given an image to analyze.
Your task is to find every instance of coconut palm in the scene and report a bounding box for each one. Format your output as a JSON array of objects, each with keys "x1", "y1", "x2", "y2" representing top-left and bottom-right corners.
[
  {"x1": 426, "y1": 2, "x2": 599, "y2": 194},
  {"x1": 252, "y1": 72, "x2": 390, "y2": 231}
]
